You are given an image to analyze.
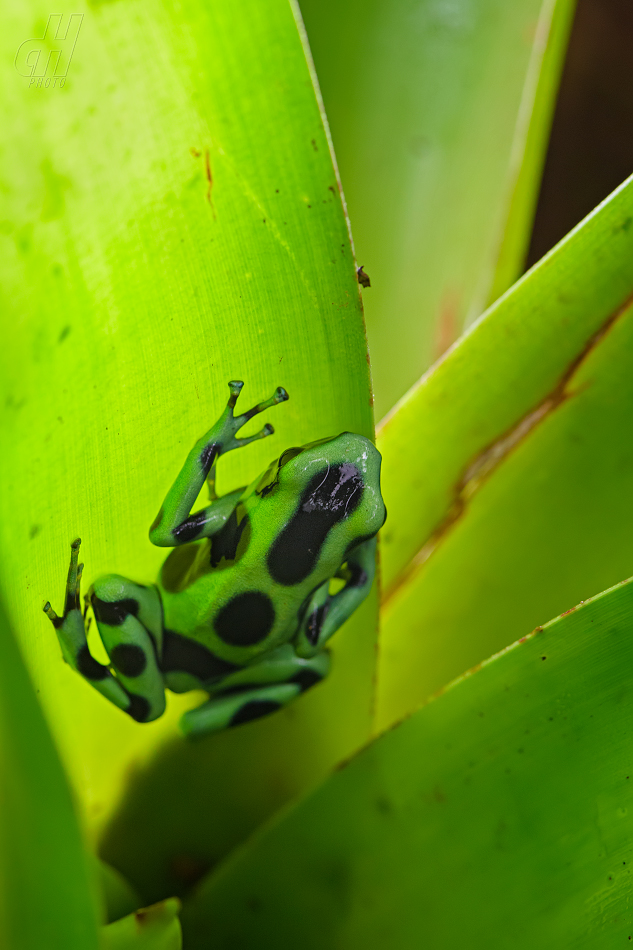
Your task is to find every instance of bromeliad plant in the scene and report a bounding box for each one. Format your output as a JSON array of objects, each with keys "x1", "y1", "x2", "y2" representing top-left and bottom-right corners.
[{"x1": 3, "y1": 0, "x2": 633, "y2": 947}]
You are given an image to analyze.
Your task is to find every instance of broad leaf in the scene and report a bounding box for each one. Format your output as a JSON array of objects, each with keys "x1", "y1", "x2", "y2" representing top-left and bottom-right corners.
[
  {"x1": 301, "y1": 0, "x2": 576, "y2": 416},
  {"x1": 378, "y1": 173, "x2": 633, "y2": 726},
  {"x1": 0, "y1": 0, "x2": 374, "y2": 898},
  {"x1": 183, "y1": 578, "x2": 633, "y2": 948}
]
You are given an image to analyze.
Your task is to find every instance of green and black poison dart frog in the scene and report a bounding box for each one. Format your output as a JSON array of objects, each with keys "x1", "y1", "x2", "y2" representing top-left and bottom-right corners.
[{"x1": 44, "y1": 381, "x2": 386, "y2": 738}]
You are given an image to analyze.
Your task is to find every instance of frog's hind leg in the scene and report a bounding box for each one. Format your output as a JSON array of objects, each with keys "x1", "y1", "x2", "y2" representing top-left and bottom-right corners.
[
  {"x1": 43, "y1": 539, "x2": 132, "y2": 715},
  {"x1": 88, "y1": 574, "x2": 166, "y2": 723},
  {"x1": 295, "y1": 537, "x2": 378, "y2": 658},
  {"x1": 180, "y1": 683, "x2": 300, "y2": 738},
  {"x1": 179, "y1": 648, "x2": 330, "y2": 739}
]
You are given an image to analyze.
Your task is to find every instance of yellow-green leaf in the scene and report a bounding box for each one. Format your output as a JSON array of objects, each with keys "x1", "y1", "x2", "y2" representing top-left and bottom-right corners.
[{"x1": 0, "y1": 0, "x2": 374, "y2": 895}]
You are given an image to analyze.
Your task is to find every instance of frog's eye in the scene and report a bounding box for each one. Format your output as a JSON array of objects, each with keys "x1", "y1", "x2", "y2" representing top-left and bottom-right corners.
[
  {"x1": 254, "y1": 461, "x2": 278, "y2": 496},
  {"x1": 256, "y1": 447, "x2": 304, "y2": 499},
  {"x1": 277, "y1": 446, "x2": 303, "y2": 469},
  {"x1": 278, "y1": 436, "x2": 339, "y2": 472}
]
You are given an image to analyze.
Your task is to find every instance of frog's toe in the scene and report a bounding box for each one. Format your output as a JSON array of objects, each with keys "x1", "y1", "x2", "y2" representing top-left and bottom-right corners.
[
  {"x1": 226, "y1": 380, "x2": 245, "y2": 409},
  {"x1": 43, "y1": 600, "x2": 61, "y2": 627},
  {"x1": 240, "y1": 385, "x2": 289, "y2": 421},
  {"x1": 231, "y1": 384, "x2": 289, "y2": 440},
  {"x1": 273, "y1": 386, "x2": 289, "y2": 403},
  {"x1": 44, "y1": 537, "x2": 85, "y2": 626},
  {"x1": 233, "y1": 422, "x2": 275, "y2": 449},
  {"x1": 219, "y1": 381, "x2": 289, "y2": 452}
]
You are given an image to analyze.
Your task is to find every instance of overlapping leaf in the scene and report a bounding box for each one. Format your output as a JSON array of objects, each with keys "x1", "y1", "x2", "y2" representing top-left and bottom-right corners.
[
  {"x1": 183, "y1": 578, "x2": 633, "y2": 948},
  {"x1": 377, "y1": 174, "x2": 633, "y2": 727}
]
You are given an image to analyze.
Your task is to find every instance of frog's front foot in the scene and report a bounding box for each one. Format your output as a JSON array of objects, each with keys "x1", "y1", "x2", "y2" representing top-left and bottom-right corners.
[
  {"x1": 43, "y1": 536, "x2": 83, "y2": 630},
  {"x1": 149, "y1": 381, "x2": 290, "y2": 548},
  {"x1": 43, "y1": 540, "x2": 158, "y2": 718},
  {"x1": 220, "y1": 379, "x2": 289, "y2": 453}
]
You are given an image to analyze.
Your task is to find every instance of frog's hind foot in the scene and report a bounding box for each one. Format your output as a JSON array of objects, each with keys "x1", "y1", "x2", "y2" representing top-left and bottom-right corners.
[{"x1": 222, "y1": 380, "x2": 289, "y2": 451}]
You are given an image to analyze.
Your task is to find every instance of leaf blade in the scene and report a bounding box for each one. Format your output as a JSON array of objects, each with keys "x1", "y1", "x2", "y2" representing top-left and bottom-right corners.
[
  {"x1": 183, "y1": 577, "x2": 633, "y2": 948},
  {"x1": 0, "y1": 0, "x2": 375, "y2": 893},
  {"x1": 379, "y1": 173, "x2": 633, "y2": 595},
  {"x1": 0, "y1": 600, "x2": 100, "y2": 949},
  {"x1": 377, "y1": 175, "x2": 633, "y2": 727}
]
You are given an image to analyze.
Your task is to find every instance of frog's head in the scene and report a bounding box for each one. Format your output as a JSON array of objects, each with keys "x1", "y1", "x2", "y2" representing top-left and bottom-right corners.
[{"x1": 253, "y1": 433, "x2": 386, "y2": 587}]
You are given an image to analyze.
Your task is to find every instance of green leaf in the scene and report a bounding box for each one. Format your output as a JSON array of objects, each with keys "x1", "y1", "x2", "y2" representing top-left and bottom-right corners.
[
  {"x1": 301, "y1": 0, "x2": 576, "y2": 417},
  {"x1": 101, "y1": 899, "x2": 181, "y2": 950},
  {"x1": 0, "y1": 600, "x2": 100, "y2": 949},
  {"x1": 377, "y1": 173, "x2": 633, "y2": 727},
  {"x1": 182, "y1": 578, "x2": 633, "y2": 948},
  {"x1": 0, "y1": 0, "x2": 374, "y2": 895}
]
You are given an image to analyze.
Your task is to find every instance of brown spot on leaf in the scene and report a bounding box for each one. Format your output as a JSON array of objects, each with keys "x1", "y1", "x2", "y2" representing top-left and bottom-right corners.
[
  {"x1": 382, "y1": 291, "x2": 633, "y2": 607},
  {"x1": 205, "y1": 149, "x2": 215, "y2": 217}
]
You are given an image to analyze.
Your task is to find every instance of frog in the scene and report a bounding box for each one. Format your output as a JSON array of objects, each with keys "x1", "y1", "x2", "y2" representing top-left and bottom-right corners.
[{"x1": 43, "y1": 380, "x2": 386, "y2": 738}]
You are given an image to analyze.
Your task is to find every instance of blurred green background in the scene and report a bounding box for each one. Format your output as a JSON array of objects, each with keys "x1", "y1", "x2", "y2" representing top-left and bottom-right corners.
[{"x1": 301, "y1": 0, "x2": 633, "y2": 420}]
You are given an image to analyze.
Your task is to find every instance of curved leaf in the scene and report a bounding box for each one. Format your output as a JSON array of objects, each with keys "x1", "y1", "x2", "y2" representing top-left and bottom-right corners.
[
  {"x1": 0, "y1": 0, "x2": 374, "y2": 892},
  {"x1": 377, "y1": 174, "x2": 633, "y2": 725},
  {"x1": 183, "y1": 577, "x2": 633, "y2": 948}
]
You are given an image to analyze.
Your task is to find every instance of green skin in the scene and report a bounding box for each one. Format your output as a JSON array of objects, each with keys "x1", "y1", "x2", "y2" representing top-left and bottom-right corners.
[{"x1": 44, "y1": 381, "x2": 386, "y2": 738}]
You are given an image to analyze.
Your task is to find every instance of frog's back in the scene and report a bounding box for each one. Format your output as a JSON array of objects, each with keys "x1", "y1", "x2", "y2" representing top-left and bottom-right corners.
[
  {"x1": 157, "y1": 531, "x2": 306, "y2": 667},
  {"x1": 157, "y1": 431, "x2": 386, "y2": 665}
]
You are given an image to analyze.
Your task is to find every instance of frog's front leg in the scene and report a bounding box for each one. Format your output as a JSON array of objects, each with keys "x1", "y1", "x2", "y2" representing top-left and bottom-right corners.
[
  {"x1": 179, "y1": 646, "x2": 330, "y2": 738},
  {"x1": 149, "y1": 380, "x2": 288, "y2": 548},
  {"x1": 43, "y1": 540, "x2": 142, "y2": 717},
  {"x1": 295, "y1": 537, "x2": 378, "y2": 658},
  {"x1": 44, "y1": 539, "x2": 166, "y2": 722}
]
